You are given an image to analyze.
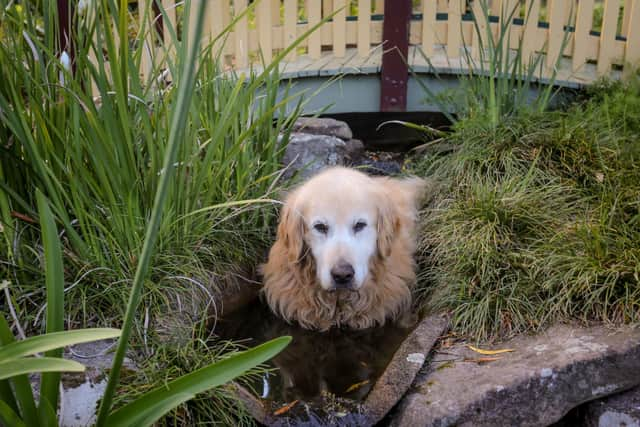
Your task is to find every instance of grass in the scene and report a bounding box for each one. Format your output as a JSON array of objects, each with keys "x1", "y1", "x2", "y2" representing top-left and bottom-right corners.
[
  {"x1": 115, "y1": 334, "x2": 262, "y2": 426},
  {"x1": 0, "y1": 0, "x2": 297, "y2": 323},
  {"x1": 0, "y1": 0, "x2": 310, "y2": 423},
  {"x1": 409, "y1": 0, "x2": 640, "y2": 341},
  {"x1": 412, "y1": 77, "x2": 640, "y2": 340}
]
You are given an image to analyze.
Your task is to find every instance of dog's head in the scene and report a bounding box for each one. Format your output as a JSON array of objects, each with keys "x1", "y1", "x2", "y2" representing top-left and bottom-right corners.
[{"x1": 275, "y1": 167, "x2": 425, "y2": 292}]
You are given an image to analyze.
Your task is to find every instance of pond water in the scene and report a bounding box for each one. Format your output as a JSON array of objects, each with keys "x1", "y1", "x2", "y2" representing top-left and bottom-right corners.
[{"x1": 214, "y1": 299, "x2": 413, "y2": 425}]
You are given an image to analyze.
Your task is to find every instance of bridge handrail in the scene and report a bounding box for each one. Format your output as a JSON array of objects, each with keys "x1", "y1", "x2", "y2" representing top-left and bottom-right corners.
[{"x1": 92, "y1": 1, "x2": 640, "y2": 86}]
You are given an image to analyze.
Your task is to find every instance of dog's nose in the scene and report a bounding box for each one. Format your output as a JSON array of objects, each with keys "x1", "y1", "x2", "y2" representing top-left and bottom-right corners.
[{"x1": 331, "y1": 262, "x2": 355, "y2": 288}]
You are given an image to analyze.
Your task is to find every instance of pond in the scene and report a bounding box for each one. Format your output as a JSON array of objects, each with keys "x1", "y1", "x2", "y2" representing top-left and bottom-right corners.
[{"x1": 214, "y1": 299, "x2": 413, "y2": 425}]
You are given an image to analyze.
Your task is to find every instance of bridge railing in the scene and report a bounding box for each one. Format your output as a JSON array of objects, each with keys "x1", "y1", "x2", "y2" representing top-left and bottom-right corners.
[{"x1": 93, "y1": 0, "x2": 640, "y2": 87}]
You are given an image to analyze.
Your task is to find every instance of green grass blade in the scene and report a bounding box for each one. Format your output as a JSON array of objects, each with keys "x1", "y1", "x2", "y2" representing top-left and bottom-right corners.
[
  {"x1": 37, "y1": 391, "x2": 58, "y2": 427},
  {"x1": 0, "y1": 400, "x2": 27, "y2": 427},
  {"x1": 0, "y1": 358, "x2": 85, "y2": 380},
  {"x1": 106, "y1": 336, "x2": 291, "y2": 427},
  {"x1": 0, "y1": 380, "x2": 19, "y2": 417},
  {"x1": 0, "y1": 310, "x2": 38, "y2": 427},
  {"x1": 0, "y1": 329, "x2": 121, "y2": 361},
  {"x1": 113, "y1": 394, "x2": 191, "y2": 427},
  {"x1": 0, "y1": 163, "x2": 14, "y2": 259},
  {"x1": 94, "y1": 1, "x2": 209, "y2": 424},
  {"x1": 35, "y1": 189, "x2": 65, "y2": 414}
]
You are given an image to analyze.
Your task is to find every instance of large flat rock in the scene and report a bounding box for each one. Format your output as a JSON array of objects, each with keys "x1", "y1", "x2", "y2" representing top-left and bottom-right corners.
[
  {"x1": 363, "y1": 314, "x2": 448, "y2": 424},
  {"x1": 282, "y1": 133, "x2": 348, "y2": 180},
  {"x1": 390, "y1": 324, "x2": 640, "y2": 427},
  {"x1": 582, "y1": 385, "x2": 640, "y2": 427},
  {"x1": 60, "y1": 340, "x2": 137, "y2": 427},
  {"x1": 292, "y1": 117, "x2": 353, "y2": 141}
]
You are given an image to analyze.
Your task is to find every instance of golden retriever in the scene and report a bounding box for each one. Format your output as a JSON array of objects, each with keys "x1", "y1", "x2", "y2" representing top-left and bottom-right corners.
[{"x1": 262, "y1": 167, "x2": 425, "y2": 331}]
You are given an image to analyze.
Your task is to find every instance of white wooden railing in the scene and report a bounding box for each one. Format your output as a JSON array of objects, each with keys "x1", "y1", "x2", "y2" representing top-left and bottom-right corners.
[{"x1": 103, "y1": 1, "x2": 640, "y2": 85}]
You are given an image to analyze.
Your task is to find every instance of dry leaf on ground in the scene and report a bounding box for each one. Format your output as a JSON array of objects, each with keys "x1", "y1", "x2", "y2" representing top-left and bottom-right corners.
[
  {"x1": 345, "y1": 379, "x2": 370, "y2": 393},
  {"x1": 468, "y1": 345, "x2": 514, "y2": 355},
  {"x1": 273, "y1": 400, "x2": 299, "y2": 416}
]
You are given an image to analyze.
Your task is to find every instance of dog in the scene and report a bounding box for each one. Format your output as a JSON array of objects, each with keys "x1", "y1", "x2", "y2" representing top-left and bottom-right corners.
[{"x1": 262, "y1": 167, "x2": 425, "y2": 331}]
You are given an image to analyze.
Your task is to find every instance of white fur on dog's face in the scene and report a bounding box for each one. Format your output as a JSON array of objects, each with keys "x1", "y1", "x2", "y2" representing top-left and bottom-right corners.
[
  {"x1": 307, "y1": 208, "x2": 377, "y2": 290},
  {"x1": 292, "y1": 169, "x2": 386, "y2": 291}
]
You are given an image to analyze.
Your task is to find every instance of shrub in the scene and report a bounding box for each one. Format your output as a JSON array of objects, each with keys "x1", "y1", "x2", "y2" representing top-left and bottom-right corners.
[{"x1": 413, "y1": 76, "x2": 640, "y2": 340}]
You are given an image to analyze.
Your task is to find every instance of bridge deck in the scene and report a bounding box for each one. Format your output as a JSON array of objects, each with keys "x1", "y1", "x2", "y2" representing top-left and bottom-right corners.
[{"x1": 273, "y1": 46, "x2": 613, "y2": 90}]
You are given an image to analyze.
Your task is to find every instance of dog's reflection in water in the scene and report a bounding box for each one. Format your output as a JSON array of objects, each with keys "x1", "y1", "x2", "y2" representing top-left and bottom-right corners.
[{"x1": 215, "y1": 300, "x2": 410, "y2": 403}]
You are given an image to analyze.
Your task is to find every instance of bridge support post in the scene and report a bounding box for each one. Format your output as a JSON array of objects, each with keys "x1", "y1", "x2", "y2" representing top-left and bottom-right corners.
[
  {"x1": 56, "y1": 0, "x2": 75, "y2": 72},
  {"x1": 379, "y1": 0, "x2": 412, "y2": 112}
]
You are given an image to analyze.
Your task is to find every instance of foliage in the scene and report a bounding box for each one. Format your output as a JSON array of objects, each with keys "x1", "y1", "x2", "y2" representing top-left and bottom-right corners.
[
  {"x1": 409, "y1": 1, "x2": 640, "y2": 340},
  {"x1": 115, "y1": 337, "x2": 263, "y2": 426},
  {"x1": 413, "y1": 76, "x2": 640, "y2": 340},
  {"x1": 0, "y1": 0, "x2": 309, "y2": 424},
  {"x1": 416, "y1": 0, "x2": 566, "y2": 127},
  {"x1": 1, "y1": 136, "x2": 290, "y2": 427},
  {"x1": 0, "y1": 0, "x2": 303, "y2": 326}
]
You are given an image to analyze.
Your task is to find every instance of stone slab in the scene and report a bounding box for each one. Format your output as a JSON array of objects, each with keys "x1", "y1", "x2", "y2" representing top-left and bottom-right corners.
[
  {"x1": 281, "y1": 132, "x2": 348, "y2": 180},
  {"x1": 363, "y1": 314, "x2": 449, "y2": 425},
  {"x1": 582, "y1": 385, "x2": 640, "y2": 427},
  {"x1": 390, "y1": 324, "x2": 640, "y2": 427},
  {"x1": 292, "y1": 117, "x2": 353, "y2": 141},
  {"x1": 60, "y1": 340, "x2": 137, "y2": 427}
]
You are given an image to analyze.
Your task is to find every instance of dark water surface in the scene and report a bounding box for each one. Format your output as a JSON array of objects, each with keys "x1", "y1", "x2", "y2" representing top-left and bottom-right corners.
[{"x1": 214, "y1": 299, "x2": 412, "y2": 424}]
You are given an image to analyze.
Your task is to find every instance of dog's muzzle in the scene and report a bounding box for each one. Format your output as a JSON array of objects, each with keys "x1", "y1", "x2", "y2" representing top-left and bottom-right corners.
[{"x1": 330, "y1": 261, "x2": 355, "y2": 290}]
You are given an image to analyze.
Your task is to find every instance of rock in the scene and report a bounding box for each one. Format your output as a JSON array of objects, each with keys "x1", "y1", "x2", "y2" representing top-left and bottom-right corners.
[
  {"x1": 155, "y1": 266, "x2": 260, "y2": 347},
  {"x1": 292, "y1": 117, "x2": 353, "y2": 141},
  {"x1": 355, "y1": 159, "x2": 403, "y2": 176},
  {"x1": 389, "y1": 324, "x2": 640, "y2": 427},
  {"x1": 61, "y1": 377, "x2": 107, "y2": 427},
  {"x1": 61, "y1": 340, "x2": 137, "y2": 427},
  {"x1": 582, "y1": 386, "x2": 640, "y2": 427},
  {"x1": 363, "y1": 314, "x2": 448, "y2": 424},
  {"x1": 281, "y1": 133, "x2": 348, "y2": 180},
  {"x1": 344, "y1": 138, "x2": 365, "y2": 163}
]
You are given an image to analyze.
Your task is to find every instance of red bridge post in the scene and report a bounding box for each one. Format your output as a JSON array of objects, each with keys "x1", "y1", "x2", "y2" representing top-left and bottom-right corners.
[
  {"x1": 379, "y1": 0, "x2": 412, "y2": 112},
  {"x1": 56, "y1": 0, "x2": 75, "y2": 71}
]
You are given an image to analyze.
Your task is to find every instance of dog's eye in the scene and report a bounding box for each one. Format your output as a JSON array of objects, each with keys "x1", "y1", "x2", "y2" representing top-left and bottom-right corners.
[
  {"x1": 353, "y1": 221, "x2": 367, "y2": 233},
  {"x1": 313, "y1": 223, "x2": 329, "y2": 234}
]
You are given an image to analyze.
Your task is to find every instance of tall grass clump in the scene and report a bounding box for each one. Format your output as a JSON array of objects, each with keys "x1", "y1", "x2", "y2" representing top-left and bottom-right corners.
[
  {"x1": 0, "y1": 0, "x2": 305, "y2": 322},
  {"x1": 415, "y1": 77, "x2": 640, "y2": 340},
  {"x1": 0, "y1": 0, "x2": 316, "y2": 422},
  {"x1": 412, "y1": 2, "x2": 639, "y2": 340},
  {"x1": 417, "y1": 0, "x2": 567, "y2": 127}
]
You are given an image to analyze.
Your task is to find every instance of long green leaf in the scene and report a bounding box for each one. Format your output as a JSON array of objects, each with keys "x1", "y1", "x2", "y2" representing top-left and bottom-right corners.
[
  {"x1": 107, "y1": 336, "x2": 291, "y2": 427},
  {"x1": 0, "y1": 400, "x2": 27, "y2": 427},
  {"x1": 0, "y1": 328, "x2": 121, "y2": 361},
  {"x1": 35, "y1": 189, "x2": 65, "y2": 414},
  {"x1": 0, "y1": 163, "x2": 14, "y2": 259},
  {"x1": 37, "y1": 392, "x2": 58, "y2": 427},
  {"x1": 116, "y1": 394, "x2": 191, "y2": 427},
  {"x1": 0, "y1": 357, "x2": 85, "y2": 380},
  {"x1": 0, "y1": 380, "x2": 18, "y2": 415},
  {"x1": 0, "y1": 314, "x2": 39, "y2": 427}
]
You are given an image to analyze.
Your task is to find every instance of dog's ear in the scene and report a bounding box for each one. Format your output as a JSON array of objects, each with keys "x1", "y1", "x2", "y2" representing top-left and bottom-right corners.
[
  {"x1": 276, "y1": 192, "x2": 306, "y2": 264},
  {"x1": 376, "y1": 176, "x2": 427, "y2": 257},
  {"x1": 377, "y1": 200, "x2": 399, "y2": 258},
  {"x1": 393, "y1": 177, "x2": 428, "y2": 210}
]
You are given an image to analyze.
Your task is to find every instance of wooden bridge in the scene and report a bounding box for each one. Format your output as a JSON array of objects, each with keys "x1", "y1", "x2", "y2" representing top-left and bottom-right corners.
[{"x1": 91, "y1": 0, "x2": 640, "y2": 113}]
